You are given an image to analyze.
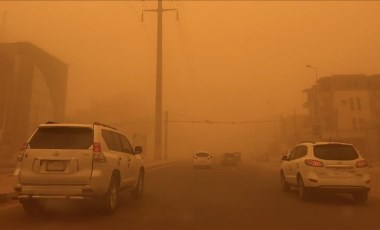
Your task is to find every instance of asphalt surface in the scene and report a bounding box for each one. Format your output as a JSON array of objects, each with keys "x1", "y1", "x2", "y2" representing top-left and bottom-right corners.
[{"x1": 0, "y1": 161, "x2": 380, "y2": 230}]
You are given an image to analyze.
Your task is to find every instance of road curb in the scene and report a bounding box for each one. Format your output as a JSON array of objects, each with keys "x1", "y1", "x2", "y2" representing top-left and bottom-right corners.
[{"x1": 146, "y1": 159, "x2": 181, "y2": 170}]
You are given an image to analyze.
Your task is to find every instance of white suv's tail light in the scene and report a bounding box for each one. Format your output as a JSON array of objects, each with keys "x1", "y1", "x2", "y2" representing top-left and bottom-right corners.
[
  {"x1": 17, "y1": 143, "x2": 28, "y2": 161},
  {"x1": 356, "y1": 160, "x2": 368, "y2": 168},
  {"x1": 93, "y1": 142, "x2": 107, "y2": 163},
  {"x1": 305, "y1": 159, "x2": 324, "y2": 167}
]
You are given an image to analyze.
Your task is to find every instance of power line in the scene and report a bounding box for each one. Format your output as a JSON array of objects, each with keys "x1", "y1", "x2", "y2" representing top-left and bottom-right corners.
[
  {"x1": 170, "y1": 1, "x2": 193, "y2": 82},
  {"x1": 125, "y1": 1, "x2": 150, "y2": 34},
  {"x1": 167, "y1": 119, "x2": 280, "y2": 124},
  {"x1": 126, "y1": 1, "x2": 142, "y2": 23},
  {"x1": 169, "y1": 111, "x2": 199, "y2": 121}
]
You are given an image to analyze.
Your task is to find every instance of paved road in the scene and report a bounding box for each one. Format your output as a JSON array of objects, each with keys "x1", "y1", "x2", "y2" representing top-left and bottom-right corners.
[{"x1": 0, "y1": 161, "x2": 380, "y2": 230}]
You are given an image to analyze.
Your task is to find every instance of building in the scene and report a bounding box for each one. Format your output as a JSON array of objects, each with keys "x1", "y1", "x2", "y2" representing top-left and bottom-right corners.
[
  {"x1": 0, "y1": 42, "x2": 68, "y2": 164},
  {"x1": 303, "y1": 74, "x2": 380, "y2": 159}
]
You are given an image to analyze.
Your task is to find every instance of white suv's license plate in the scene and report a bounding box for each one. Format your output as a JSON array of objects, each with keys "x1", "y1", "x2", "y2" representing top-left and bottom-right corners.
[
  {"x1": 46, "y1": 160, "x2": 67, "y2": 171},
  {"x1": 330, "y1": 168, "x2": 351, "y2": 175}
]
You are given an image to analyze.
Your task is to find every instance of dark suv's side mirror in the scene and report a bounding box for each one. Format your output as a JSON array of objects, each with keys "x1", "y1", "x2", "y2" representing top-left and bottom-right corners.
[
  {"x1": 134, "y1": 146, "x2": 142, "y2": 155},
  {"x1": 281, "y1": 155, "x2": 288, "y2": 161}
]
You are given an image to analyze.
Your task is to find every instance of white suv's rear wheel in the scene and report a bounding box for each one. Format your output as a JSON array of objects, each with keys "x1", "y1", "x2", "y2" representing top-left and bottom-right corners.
[
  {"x1": 102, "y1": 177, "x2": 119, "y2": 214},
  {"x1": 297, "y1": 176, "x2": 312, "y2": 201},
  {"x1": 280, "y1": 172, "x2": 290, "y2": 192},
  {"x1": 132, "y1": 170, "x2": 144, "y2": 199}
]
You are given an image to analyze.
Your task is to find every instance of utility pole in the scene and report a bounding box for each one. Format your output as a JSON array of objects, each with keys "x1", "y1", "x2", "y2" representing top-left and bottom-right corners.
[
  {"x1": 143, "y1": 1, "x2": 177, "y2": 160},
  {"x1": 0, "y1": 11, "x2": 7, "y2": 42},
  {"x1": 164, "y1": 111, "x2": 169, "y2": 159},
  {"x1": 154, "y1": 0, "x2": 163, "y2": 161}
]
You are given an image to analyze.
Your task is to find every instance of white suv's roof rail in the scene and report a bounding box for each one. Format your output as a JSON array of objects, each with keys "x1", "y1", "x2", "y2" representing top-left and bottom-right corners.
[
  {"x1": 37, "y1": 121, "x2": 116, "y2": 130},
  {"x1": 314, "y1": 141, "x2": 352, "y2": 145},
  {"x1": 296, "y1": 141, "x2": 315, "y2": 145},
  {"x1": 296, "y1": 141, "x2": 353, "y2": 146},
  {"x1": 93, "y1": 122, "x2": 117, "y2": 130},
  {"x1": 45, "y1": 121, "x2": 58, "y2": 124}
]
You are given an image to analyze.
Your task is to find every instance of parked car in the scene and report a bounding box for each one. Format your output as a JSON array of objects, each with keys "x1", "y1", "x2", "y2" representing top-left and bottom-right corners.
[
  {"x1": 14, "y1": 122, "x2": 145, "y2": 215},
  {"x1": 221, "y1": 153, "x2": 238, "y2": 166},
  {"x1": 193, "y1": 151, "x2": 212, "y2": 168},
  {"x1": 280, "y1": 141, "x2": 370, "y2": 202}
]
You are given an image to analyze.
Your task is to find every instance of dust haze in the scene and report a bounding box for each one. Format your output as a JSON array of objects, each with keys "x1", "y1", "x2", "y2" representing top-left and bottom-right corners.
[{"x1": 1, "y1": 1, "x2": 380, "y2": 159}]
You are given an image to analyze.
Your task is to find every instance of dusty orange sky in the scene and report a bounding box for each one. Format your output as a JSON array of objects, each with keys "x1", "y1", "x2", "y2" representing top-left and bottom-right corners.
[{"x1": 1, "y1": 1, "x2": 380, "y2": 154}]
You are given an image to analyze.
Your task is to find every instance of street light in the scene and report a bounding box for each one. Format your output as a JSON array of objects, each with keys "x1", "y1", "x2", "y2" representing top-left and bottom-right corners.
[
  {"x1": 305, "y1": 65, "x2": 318, "y2": 81},
  {"x1": 305, "y1": 65, "x2": 320, "y2": 139}
]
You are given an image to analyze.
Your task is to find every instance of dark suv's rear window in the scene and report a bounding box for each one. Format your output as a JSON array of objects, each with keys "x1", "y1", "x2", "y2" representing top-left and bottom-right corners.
[
  {"x1": 196, "y1": 152, "x2": 209, "y2": 157},
  {"x1": 313, "y1": 144, "x2": 359, "y2": 160},
  {"x1": 29, "y1": 127, "x2": 93, "y2": 149}
]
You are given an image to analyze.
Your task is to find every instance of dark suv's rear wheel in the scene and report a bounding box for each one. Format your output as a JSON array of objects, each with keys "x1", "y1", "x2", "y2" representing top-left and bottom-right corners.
[{"x1": 21, "y1": 200, "x2": 46, "y2": 216}]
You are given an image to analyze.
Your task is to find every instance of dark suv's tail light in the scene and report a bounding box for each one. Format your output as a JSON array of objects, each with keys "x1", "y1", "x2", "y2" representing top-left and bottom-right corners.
[
  {"x1": 93, "y1": 142, "x2": 107, "y2": 163},
  {"x1": 17, "y1": 143, "x2": 28, "y2": 161},
  {"x1": 305, "y1": 159, "x2": 324, "y2": 167},
  {"x1": 356, "y1": 160, "x2": 368, "y2": 168}
]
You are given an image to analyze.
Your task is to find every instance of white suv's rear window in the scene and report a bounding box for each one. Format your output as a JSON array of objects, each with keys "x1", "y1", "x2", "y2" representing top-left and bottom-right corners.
[
  {"x1": 196, "y1": 152, "x2": 209, "y2": 157},
  {"x1": 29, "y1": 127, "x2": 93, "y2": 149},
  {"x1": 313, "y1": 144, "x2": 359, "y2": 160}
]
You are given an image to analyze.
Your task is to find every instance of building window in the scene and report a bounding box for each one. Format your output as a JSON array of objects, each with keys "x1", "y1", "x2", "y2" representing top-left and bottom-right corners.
[
  {"x1": 356, "y1": 98, "x2": 362, "y2": 111},
  {"x1": 352, "y1": 118, "x2": 357, "y2": 130},
  {"x1": 350, "y1": 98, "x2": 355, "y2": 111}
]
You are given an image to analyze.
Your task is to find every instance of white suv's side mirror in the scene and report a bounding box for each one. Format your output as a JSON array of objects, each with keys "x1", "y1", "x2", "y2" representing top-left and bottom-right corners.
[
  {"x1": 281, "y1": 155, "x2": 288, "y2": 161},
  {"x1": 134, "y1": 146, "x2": 142, "y2": 154}
]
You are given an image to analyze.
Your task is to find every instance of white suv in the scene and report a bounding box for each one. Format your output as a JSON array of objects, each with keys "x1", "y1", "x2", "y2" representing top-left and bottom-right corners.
[
  {"x1": 14, "y1": 122, "x2": 145, "y2": 215},
  {"x1": 280, "y1": 142, "x2": 370, "y2": 202},
  {"x1": 193, "y1": 151, "x2": 212, "y2": 168}
]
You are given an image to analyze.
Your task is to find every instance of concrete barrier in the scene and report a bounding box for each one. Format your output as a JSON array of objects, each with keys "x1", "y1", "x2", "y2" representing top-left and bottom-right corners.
[{"x1": 145, "y1": 159, "x2": 181, "y2": 170}]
